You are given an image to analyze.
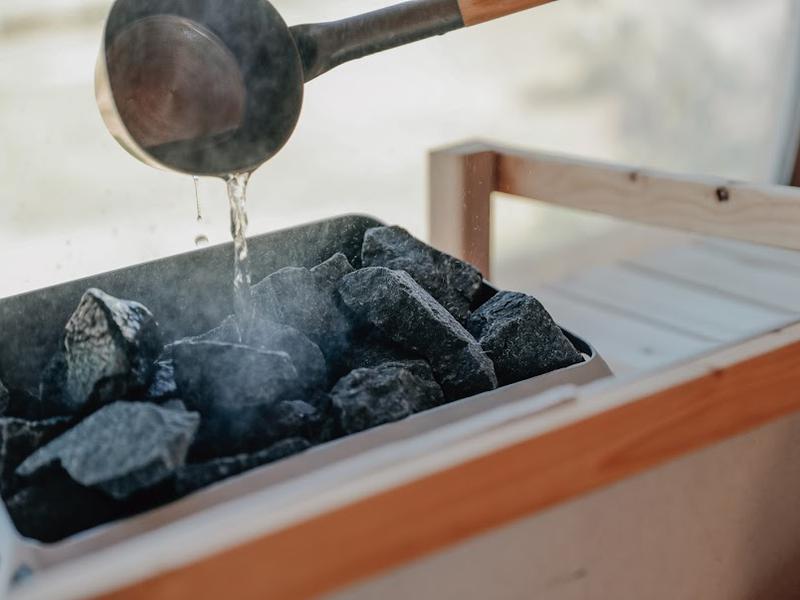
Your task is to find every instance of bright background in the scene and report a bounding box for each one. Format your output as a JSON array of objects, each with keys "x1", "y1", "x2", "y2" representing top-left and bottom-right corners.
[{"x1": 2, "y1": 0, "x2": 798, "y2": 296}]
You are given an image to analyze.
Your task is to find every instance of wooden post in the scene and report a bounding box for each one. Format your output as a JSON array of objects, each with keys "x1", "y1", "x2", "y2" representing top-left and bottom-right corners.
[{"x1": 429, "y1": 143, "x2": 497, "y2": 277}]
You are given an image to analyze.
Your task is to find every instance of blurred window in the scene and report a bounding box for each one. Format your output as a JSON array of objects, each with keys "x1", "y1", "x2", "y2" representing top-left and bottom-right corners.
[{"x1": 1, "y1": 0, "x2": 797, "y2": 295}]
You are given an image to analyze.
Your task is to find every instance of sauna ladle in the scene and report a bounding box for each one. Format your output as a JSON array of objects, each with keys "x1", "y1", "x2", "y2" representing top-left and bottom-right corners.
[{"x1": 96, "y1": 0, "x2": 556, "y2": 176}]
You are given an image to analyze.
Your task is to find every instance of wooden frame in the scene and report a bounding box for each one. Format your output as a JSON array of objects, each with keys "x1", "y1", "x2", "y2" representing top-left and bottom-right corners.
[
  {"x1": 430, "y1": 141, "x2": 800, "y2": 277},
  {"x1": 89, "y1": 142, "x2": 800, "y2": 600}
]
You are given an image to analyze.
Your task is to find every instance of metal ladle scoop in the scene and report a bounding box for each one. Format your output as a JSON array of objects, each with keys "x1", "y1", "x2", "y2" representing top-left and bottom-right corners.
[{"x1": 97, "y1": 0, "x2": 556, "y2": 176}]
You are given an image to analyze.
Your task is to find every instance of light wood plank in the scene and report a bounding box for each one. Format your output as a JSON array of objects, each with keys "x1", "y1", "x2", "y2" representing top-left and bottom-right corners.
[
  {"x1": 496, "y1": 146, "x2": 800, "y2": 252},
  {"x1": 629, "y1": 242, "x2": 800, "y2": 313},
  {"x1": 703, "y1": 238, "x2": 800, "y2": 274},
  {"x1": 552, "y1": 264, "x2": 793, "y2": 342},
  {"x1": 331, "y1": 411, "x2": 800, "y2": 600},
  {"x1": 533, "y1": 287, "x2": 716, "y2": 374}
]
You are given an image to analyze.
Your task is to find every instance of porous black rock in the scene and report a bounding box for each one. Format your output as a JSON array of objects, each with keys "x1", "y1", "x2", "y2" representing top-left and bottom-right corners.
[
  {"x1": 162, "y1": 399, "x2": 188, "y2": 412},
  {"x1": 466, "y1": 291, "x2": 583, "y2": 385},
  {"x1": 337, "y1": 268, "x2": 497, "y2": 400},
  {"x1": 0, "y1": 378, "x2": 9, "y2": 414},
  {"x1": 6, "y1": 474, "x2": 125, "y2": 543},
  {"x1": 173, "y1": 437, "x2": 311, "y2": 497},
  {"x1": 2, "y1": 387, "x2": 55, "y2": 422},
  {"x1": 361, "y1": 226, "x2": 482, "y2": 322},
  {"x1": 246, "y1": 319, "x2": 327, "y2": 392},
  {"x1": 310, "y1": 252, "x2": 355, "y2": 284},
  {"x1": 251, "y1": 265, "x2": 351, "y2": 347},
  {"x1": 146, "y1": 360, "x2": 178, "y2": 401},
  {"x1": 0, "y1": 416, "x2": 72, "y2": 498},
  {"x1": 343, "y1": 334, "x2": 421, "y2": 374},
  {"x1": 331, "y1": 363, "x2": 445, "y2": 434},
  {"x1": 171, "y1": 341, "x2": 301, "y2": 457},
  {"x1": 39, "y1": 289, "x2": 162, "y2": 415},
  {"x1": 17, "y1": 401, "x2": 199, "y2": 500},
  {"x1": 174, "y1": 315, "x2": 327, "y2": 393}
]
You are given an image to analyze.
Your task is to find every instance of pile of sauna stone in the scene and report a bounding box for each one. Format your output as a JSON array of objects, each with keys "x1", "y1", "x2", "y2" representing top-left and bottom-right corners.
[{"x1": 0, "y1": 226, "x2": 583, "y2": 542}]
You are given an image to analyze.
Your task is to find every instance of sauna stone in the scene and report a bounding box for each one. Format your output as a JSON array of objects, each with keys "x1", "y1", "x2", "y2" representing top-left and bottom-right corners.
[
  {"x1": 146, "y1": 360, "x2": 179, "y2": 401},
  {"x1": 39, "y1": 289, "x2": 162, "y2": 415},
  {"x1": 251, "y1": 266, "x2": 352, "y2": 346},
  {"x1": 6, "y1": 475, "x2": 125, "y2": 543},
  {"x1": 172, "y1": 341, "x2": 299, "y2": 412},
  {"x1": 246, "y1": 319, "x2": 327, "y2": 392},
  {"x1": 3, "y1": 387, "x2": 55, "y2": 422},
  {"x1": 172, "y1": 315, "x2": 327, "y2": 393},
  {"x1": 173, "y1": 437, "x2": 311, "y2": 497},
  {"x1": 310, "y1": 252, "x2": 356, "y2": 284},
  {"x1": 0, "y1": 416, "x2": 72, "y2": 497},
  {"x1": 337, "y1": 267, "x2": 497, "y2": 400},
  {"x1": 0, "y1": 378, "x2": 8, "y2": 414},
  {"x1": 331, "y1": 363, "x2": 445, "y2": 434},
  {"x1": 343, "y1": 335, "x2": 422, "y2": 374},
  {"x1": 17, "y1": 402, "x2": 199, "y2": 500},
  {"x1": 361, "y1": 225, "x2": 482, "y2": 322},
  {"x1": 466, "y1": 291, "x2": 584, "y2": 385},
  {"x1": 171, "y1": 341, "x2": 303, "y2": 456}
]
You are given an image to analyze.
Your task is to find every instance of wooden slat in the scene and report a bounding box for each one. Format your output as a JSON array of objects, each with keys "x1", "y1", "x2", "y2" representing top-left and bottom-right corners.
[
  {"x1": 493, "y1": 146, "x2": 800, "y2": 252},
  {"x1": 331, "y1": 412, "x2": 800, "y2": 600},
  {"x1": 702, "y1": 238, "x2": 800, "y2": 274},
  {"x1": 629, "y1": 243, "x2": 800, "y2": 313},
  {"x1": 533, "y1": 287, "x2": 715, "y2": 374},
  {"x1": 96, "y1": 324, "x2": 800, "y2": 600},
  {"x1": 552, "y1": 264, "x2": 793, "y2": 342}
]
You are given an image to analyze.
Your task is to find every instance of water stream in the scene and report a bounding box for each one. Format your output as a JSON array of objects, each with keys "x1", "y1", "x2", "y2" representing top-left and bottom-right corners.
[{"x1": 224, "y1": 171, "x2": 254, "y2": 332}]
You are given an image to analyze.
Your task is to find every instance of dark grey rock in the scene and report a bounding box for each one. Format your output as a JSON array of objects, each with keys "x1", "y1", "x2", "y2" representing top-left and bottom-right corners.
[
  {"x1": 39, "y1": 289, "x2": 162, "y2": 415},
  {"x1": 172, "y1": 341, "x2": 298, "y2": 411},
  {"x1": 267, "y1": 400, "x2": 324, "y2": 440},
  {"x1": 246, "y1": 319, "x2": 327, "y2": 393},
  {"x1": 6, "y1": 474, "x2": 125, "y2": 543},
  {"x1": 146, "y1": 360, "x2": 178, "y2": 401},
  {"x1": 3, "y1": 387, "x2": 54, "y2": 422},
  {"x1": 338, "y1": 268, "x2": 497, "y2": 400},
  {"x1": 0, "y1": 378, "x2": 8, "y2": 415},
  {"x1": 311, "y1": 253, "x2": 355, "y2": 284},
  {"x1": 162, "y1": 399, "x2": 188, "y2": 412},
  {"x1": 171, "y1": 341, "x2": 301, "y2": 457},
  {"x1": 361, "y1": 226, "x2": 482, "y2": 322},
  {"x1": 0, "y1": 416, "x2": 72, "y2": 498},
  {"x1": 466, "y1": 291, "x2": 584, "y2": 385},
  {"x1": 173, "y1": 438, "x2": 311, "y2": 497},
  {"x1": 343, "y1": 335, "x2": 421, "y2": 374},
  {"x1": 189, "y1": 316, "x2": 242, "y2": 344},
  {"x1": 17, "y1": 401, "x2": 199, "y2": 500},
  {"x1": 331, "y1": 363, "x2": 445, "y2": 434},
  {"x1": 251, "y1": 266, "x2": 352, "y2": 345},
  {"x1": 171, "y1": 316, "x2": 327, "y2": 394}
]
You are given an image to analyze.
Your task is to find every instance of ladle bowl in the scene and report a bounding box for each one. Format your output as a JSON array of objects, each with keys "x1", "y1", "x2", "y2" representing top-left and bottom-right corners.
[{"x1": 97, "y1": 0, "x2": 557, "y2": 176}]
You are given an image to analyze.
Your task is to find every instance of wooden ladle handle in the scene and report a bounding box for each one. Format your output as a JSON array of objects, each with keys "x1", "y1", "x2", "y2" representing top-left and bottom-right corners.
[{"x1": 458, "y1": 0, "x2": 557, "y2": 26}]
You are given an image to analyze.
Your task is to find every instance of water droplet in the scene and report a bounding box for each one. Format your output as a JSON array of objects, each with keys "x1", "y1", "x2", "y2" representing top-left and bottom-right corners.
[{"x1": 193, "y1": 176, "x2": 203, "y2": 222}]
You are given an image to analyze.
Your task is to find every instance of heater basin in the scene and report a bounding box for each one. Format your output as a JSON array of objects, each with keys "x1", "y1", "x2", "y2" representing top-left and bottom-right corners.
[{"x1": 0, "y1": 215, "x2": 611, "y2": 597}]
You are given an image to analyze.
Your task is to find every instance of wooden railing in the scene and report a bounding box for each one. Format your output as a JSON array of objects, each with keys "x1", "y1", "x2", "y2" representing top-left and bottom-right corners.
[{"x1": 429, "y1": 141, "x2": 800, "y2": 277}]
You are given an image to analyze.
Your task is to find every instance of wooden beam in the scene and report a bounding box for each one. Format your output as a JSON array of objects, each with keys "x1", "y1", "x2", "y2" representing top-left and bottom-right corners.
[
  {"x1": 496, "y1": 145, "x2": 800, "y2": 252},
  {"x1": 429, "y1": 143, "x2": 497, "y2": 277},
  {"x1": 429, "y1": 142, "x2": 800, "y2": 274},
  {"x1": 97, "y1": 322, "x2": 800, "y2": 600}
]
